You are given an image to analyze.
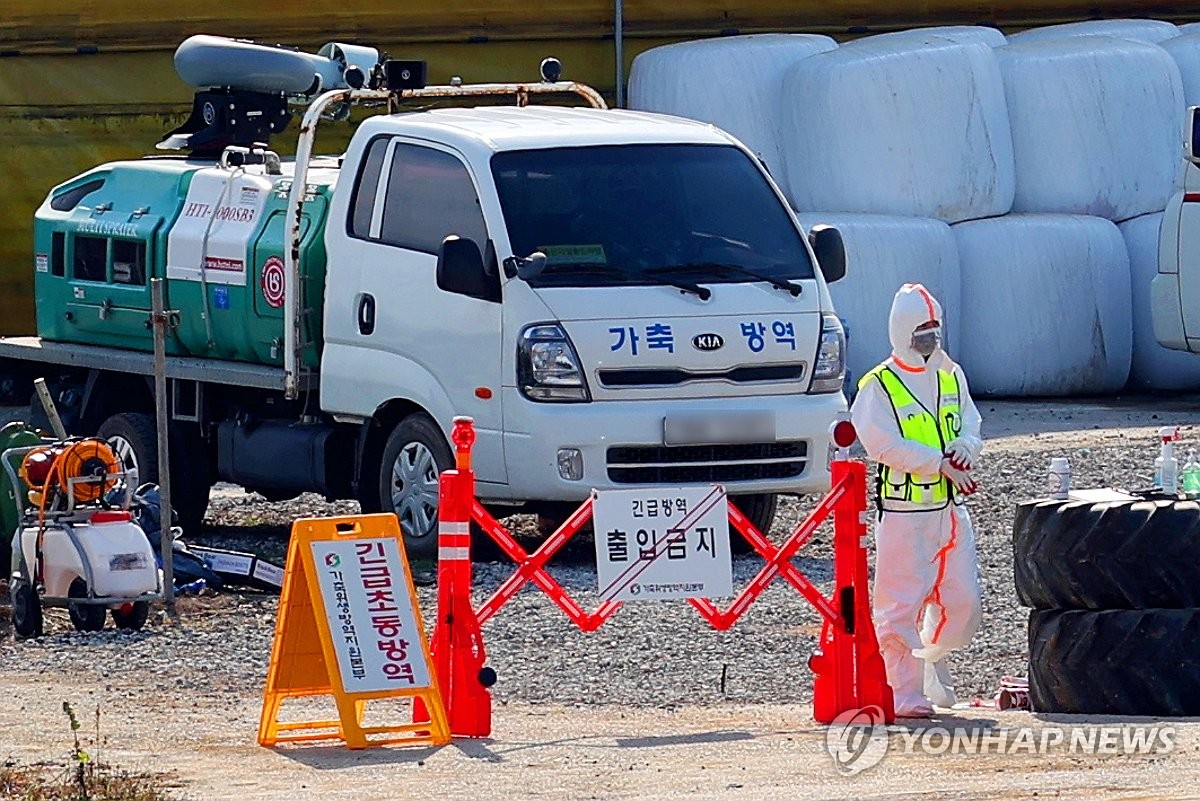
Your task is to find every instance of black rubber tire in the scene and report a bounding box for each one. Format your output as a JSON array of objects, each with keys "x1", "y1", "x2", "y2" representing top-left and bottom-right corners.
[
  {"x1": 729, "y1": 493, "x2": 779, "y2": 555},
  {"x1": 11, "y1": 580, "x2": 43, "y2": 639},
  {"x1": 96, "y1": 413, "x2": 211, "y2": 535},
  {"x1": 371, "y1": 414, "x2": 452, "y2": 560},
  {"x1": 97, "y1": 412, "x2": 158, "y2": 488},
  {"x1": 1013, "y1": 499, "x2": 1200, "y2": 610},
  {"x1": 1029, "y1": 608, "x2": 1200, "y2": 716},
  {"x1": 67, "y1": 577, "x2": 107, "y2": 633},
  {"x1": 111, "y1": 601, "x2": 150, "y2": 631}
]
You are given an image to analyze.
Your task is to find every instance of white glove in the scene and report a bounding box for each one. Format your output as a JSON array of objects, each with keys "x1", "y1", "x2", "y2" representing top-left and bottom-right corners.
[
  {"x1": 944, "y1": 437, "x2": 976, "y2": 471},
  {"x1": 940, "y1": 457, "x2": 978, "y2": 496}
]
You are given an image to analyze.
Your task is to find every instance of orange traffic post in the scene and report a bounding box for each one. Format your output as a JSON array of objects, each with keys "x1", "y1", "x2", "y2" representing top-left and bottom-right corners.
[
  {"x1": 812, "y1": 458, "x2": 895, "y2": 724},
  {"x1": 421, "y1": 416, "x2": 494, "y2": 738}
]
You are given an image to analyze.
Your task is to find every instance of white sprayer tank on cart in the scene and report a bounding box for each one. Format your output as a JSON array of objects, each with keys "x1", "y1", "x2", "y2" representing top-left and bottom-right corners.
[{"x1": 19, "y1": 518, "x2": 158, "y2": 599}]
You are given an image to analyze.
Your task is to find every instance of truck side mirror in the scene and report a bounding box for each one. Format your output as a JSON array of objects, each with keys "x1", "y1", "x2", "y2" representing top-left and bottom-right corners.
[
  {"x1": 1188, "y1": 107, "x2": 1200, "y2": 166},
  {"x1": 808, "y1": 225, "x2": 847, "y2": 284},
  {"x1": 437, "y1": 236, "x2": 499, "y2": 302}
]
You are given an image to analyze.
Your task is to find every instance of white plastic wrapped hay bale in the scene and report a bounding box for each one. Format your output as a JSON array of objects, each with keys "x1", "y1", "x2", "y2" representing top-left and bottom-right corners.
[
  {"x1": 954, "y1": 214, "x2": 1132, "y2": 396},
  {"x1": 998, "y1": 37, "x2": 1185, "y2": 221},
  {"x1": 1007, "y1": 18, "x2": 1179, "y2": 45},
  {"x1": 628, "y1": 34, "x2": 836, "y2": 200},
  {"x1": 1182, "y1": 22, "x2": 1200, "y2": 36},
  {"x1": 852, "y1": 25, "x2": 1006, "y2": 48},
  {"x1": 795, "y1": 213, "x2": 960, "y2": 384},
  {"x1": 781, "y1": 35, "x2": 1014, "y2": 222},
  {"x1": 1120, "y1": 212, "x2": 1200, "y2": 390},
  {"x1": 1161, "y1": 33, "x2": 1200, "y2": 107}
]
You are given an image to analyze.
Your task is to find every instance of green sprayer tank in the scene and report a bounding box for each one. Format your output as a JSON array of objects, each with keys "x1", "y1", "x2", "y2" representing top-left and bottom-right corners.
[
  {"x1": 0, "y1": 421, "x2": 41, "y2": 569},
  {"x1": 32, "y1": 154, "x2": 335, "y2": 368}
]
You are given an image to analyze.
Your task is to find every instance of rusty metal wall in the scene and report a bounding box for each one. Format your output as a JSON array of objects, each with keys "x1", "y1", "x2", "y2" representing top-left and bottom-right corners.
[{"x1": 6, "y1": 2, "x2": 1200, "y2": 52}]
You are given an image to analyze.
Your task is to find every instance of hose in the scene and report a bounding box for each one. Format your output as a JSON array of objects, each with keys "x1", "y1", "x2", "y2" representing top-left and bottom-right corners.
[{"x1": 29, "y1": 439, "x2": 119, "y2": 586}]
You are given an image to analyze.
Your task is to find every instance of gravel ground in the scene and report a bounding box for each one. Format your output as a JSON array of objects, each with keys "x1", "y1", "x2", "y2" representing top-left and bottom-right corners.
[{"x1": 1, "y1": 397, "x2": 1198, "y2": 712}]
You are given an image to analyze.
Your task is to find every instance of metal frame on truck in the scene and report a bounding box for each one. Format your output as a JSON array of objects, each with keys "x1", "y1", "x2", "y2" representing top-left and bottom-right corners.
[{"x1": 281, "y1": 76, "x2": 607, "y2": 400}]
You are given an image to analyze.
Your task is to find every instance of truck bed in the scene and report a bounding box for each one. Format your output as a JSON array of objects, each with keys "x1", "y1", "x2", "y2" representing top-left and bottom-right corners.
[{"x1": 0, "y1": 336, "x2": 316, "y2": 392}]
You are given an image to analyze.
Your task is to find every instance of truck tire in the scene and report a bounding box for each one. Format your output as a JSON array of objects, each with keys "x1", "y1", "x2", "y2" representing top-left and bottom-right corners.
[
  {"x1": 98, "y1": 412, "x2": 157, "y2": 488},
  {"x1": 730, "y1": 493, "x2": 778, "y2": 555},
  {"x1": 372, "y1": 414, "x2": 451, "y2": 560},
  {"x1": 96, "y1": 413, "x2": 211, "y2": 535},
  {"x1": 1013, "y1": 499, "x2": 1200, "y2": 610},
  {"x1": 1029, "y1": 608, "x2": 1200, "y2": 716}
]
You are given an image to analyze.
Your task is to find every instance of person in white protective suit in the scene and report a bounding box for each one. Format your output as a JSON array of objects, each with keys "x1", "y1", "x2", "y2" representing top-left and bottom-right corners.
[{"x1": 849, "y1": 283, "x2": 983, "y2": 718}]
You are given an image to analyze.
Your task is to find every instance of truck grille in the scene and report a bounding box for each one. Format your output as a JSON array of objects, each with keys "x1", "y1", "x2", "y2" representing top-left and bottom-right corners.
[
  {"x1": 606, "y1": 442, "x2": 808, "y2": 484},
  {"x1": 598, "y1": 363, "x2": 806, "y2": 387}
]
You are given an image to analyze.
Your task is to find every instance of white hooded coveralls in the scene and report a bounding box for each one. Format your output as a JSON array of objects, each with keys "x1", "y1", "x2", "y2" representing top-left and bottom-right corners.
[{"x1": 850, "y1": 284, "x2": 983, "y2": 714}]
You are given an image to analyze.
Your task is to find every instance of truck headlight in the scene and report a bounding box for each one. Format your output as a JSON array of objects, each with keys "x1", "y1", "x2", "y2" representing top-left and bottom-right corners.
[
  {"x1": 517, "y1": 323, "x2": 591, "y2": 402},
  {"x1": 809, "y1": 314, "x2": 846, "y2": 394}
]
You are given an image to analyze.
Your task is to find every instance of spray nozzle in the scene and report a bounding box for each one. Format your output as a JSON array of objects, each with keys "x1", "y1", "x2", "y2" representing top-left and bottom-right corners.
[{"x1": 1159, "y1": 426, "x2": 1180, "y2": 443}]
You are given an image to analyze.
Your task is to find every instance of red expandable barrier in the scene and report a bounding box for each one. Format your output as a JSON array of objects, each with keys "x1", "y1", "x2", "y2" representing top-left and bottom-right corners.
[{"x1": 421, "y1": 417, "x2": 894, "y2": 737}]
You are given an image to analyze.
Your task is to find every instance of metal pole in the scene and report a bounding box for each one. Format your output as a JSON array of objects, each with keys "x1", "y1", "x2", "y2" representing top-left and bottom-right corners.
[
  {"x1": 33, "y1": 378, "x2": 67, "y2": 440},
  {"x1": 615, "y1": 0, "x2": 625, "y2": 108},
  {"x1": 151, "y1": 279, "x2": 175, "y2": 611}
]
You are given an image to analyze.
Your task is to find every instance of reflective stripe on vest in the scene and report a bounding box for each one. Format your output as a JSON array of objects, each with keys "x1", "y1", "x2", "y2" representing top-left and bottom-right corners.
[{"x1": 859, "y1": 365, "x2": 962, "y2": 510}]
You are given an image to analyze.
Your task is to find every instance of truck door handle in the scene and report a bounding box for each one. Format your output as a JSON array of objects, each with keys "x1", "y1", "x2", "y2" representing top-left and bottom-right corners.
[{"x1": 357, "y1": 293, "x2": 376, "y2": 335}]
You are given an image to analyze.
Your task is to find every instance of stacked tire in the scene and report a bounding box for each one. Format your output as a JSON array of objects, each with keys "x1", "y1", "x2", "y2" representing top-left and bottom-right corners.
[{"x1": 1014, "y1": 499, "x2": 1200, "y2": 715}]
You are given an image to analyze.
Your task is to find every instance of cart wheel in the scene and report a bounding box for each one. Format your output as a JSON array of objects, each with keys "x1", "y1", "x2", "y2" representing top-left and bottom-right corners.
[
  {"x1": 11, "y1": 580, "x2": 43, "y2": 639},
  {"x1": 67, "y1": 578, "x2": 107, "y2": 633},
  {"x1": 111, "y1": 601, "x2": 150, "y2": 632}
]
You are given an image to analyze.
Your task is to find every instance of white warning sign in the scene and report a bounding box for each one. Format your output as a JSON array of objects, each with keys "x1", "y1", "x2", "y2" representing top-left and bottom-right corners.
[{"x1": 592, "y1": 485, "x2": 732, "y2": 603}]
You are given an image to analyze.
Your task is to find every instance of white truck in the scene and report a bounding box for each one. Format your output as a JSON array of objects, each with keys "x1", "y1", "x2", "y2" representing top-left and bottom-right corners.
[
  {"x1": 0, "y1": 38, "x2": 848, "y2": 557},
  {"x1": 1156, "y1": 107, "x2": 1200, "y2": 353}
]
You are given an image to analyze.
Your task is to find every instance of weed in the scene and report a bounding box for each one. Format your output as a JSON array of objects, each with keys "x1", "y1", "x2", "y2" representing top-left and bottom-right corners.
[{"x1": 0, "y1": 702, "x2": 175, "y2": 801}]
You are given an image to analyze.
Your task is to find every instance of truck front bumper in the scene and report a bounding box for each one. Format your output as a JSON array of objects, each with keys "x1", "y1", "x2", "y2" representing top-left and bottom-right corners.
[{"x1": 493, "y1": 389, "x2": 847, "y2": 503}]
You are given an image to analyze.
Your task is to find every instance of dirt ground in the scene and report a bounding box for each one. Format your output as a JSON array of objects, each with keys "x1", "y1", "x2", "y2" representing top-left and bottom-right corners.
[
  {"x1": 3, "y1": 397, "x2": 1200, "y2": 799},
  {"x1": 2, "y1": 670, "x2": 1198, "y2": 801}
]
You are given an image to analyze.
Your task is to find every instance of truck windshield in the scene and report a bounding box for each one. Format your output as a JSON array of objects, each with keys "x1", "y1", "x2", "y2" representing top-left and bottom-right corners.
[{"x1": 490, "y1": 144, "x2": 814, "y2": 289}]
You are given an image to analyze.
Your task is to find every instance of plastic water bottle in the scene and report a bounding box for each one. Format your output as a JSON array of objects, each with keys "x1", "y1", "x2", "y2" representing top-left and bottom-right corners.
[
  {"x1": 1049, "y1": 457, "x2": 1070, "y2": 500},
  {"x1": 1183, "y1": 451, "x2": 1200, "y2": 499},
  {"x1": 1160, "y1": 427, "x2": 1180, "y2": 495}
]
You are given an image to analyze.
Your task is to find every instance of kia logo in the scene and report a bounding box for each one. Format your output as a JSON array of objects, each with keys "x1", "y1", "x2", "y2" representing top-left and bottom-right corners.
[{"x1": 692, "y1": 333, "x2": 724, "y2": 352}]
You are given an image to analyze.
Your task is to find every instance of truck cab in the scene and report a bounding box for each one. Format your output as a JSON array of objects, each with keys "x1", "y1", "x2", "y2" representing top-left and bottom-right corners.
[{"x1": 319, "y1": 105, "x2": 848, "y2": 545}]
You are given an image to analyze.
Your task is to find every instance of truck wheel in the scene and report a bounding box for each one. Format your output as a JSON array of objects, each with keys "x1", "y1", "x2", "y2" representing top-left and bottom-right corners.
[
  {"x1": 1029, "y1": 608, "x2": 1200, "y2": 716},
  {"x1": 375, "y1": 414, "x2": 451, "y2": 560},
  {"x1": 1014, "y1": 499, "x2": 1200, "y2": 609},
  {"x1": 96, "y1": 413, "x2": 211, "y2": 535},
  {"x1": 729, "y1": 493, "x2": 778, "y2": 555},
  {"x1": 67, "y1": 577, "x2": 107, "y2": 633},
  {"x1": 111, "y1": 601, "x2": 150, "y2": 631},
  {"x1": 11, "y1": 579, "x2": 43, "y2": 639},
  {"x1": 97, "y1": 412, "x2": 157, "y2": 489}
]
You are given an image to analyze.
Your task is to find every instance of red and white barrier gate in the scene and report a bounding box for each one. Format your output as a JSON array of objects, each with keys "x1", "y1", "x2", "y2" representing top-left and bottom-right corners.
[{"x1": 422, "y1": 417, "x2": 895, "y2": 737}]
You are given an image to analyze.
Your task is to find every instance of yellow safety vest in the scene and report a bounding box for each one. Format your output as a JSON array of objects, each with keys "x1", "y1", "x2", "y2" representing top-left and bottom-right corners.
[{"x1": 858, "y1": 365, "x2": 962, "y2": 511}]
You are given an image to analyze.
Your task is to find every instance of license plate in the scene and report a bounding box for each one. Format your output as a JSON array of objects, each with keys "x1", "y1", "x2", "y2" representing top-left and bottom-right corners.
[{"x1": 663, "y1": 411, "x2": 776, "y2": 446}]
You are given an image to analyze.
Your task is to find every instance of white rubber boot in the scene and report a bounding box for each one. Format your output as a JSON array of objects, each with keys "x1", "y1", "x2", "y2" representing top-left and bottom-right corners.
[{"x1": 923, "y1": 659, "x2": 957, "y2": 709}]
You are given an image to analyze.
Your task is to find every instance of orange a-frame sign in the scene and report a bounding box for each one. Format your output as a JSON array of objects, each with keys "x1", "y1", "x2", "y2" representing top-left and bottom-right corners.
[{"x1": 257, "y1": 514, "x2": 450, "y2": 749}]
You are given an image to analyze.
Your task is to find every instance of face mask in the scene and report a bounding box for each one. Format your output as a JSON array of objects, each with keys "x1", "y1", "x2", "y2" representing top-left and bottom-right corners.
[{"x1": 911, "y1": 329, "x2": 940, "y2": 358}]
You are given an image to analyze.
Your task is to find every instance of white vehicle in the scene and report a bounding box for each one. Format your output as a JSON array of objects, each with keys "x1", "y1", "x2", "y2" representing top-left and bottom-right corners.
[
  {"x1": 1156, "y1": 107, "x2": 1200, "y2": 353},
  {"x1": 0, "y1": 38, "x2": 848, "y2": 557}
]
